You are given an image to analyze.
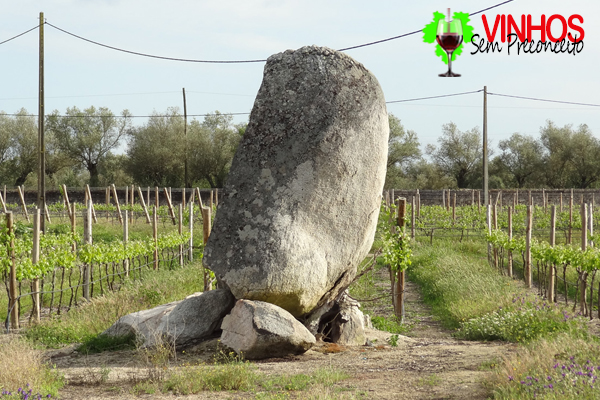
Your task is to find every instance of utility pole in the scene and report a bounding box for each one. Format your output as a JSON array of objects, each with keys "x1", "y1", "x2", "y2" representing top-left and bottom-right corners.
[
  {"x1": 483, "y1": 86, "x2": 488, "y2": 207},
  {"x1": 38, "y1": 12, "x2": 46, "y2": 232},
  {"x1": 183, "y1": 87, "x2": 188, "y2": 188}
]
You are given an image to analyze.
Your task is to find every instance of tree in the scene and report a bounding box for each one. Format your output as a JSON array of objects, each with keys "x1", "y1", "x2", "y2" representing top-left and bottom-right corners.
[
  {"x1": 427, "y1": 122, "x2": 482, "y2": 188},
  {"x1": 566, "y1": 124, "x2": 600, "y2": 188},
  {"x1": 385, "y1": 114, "x2": 421, "y2": 188},
  {"x1": 125, "y1": 108, "x2": 185, "y2": 187},
  {"x1": 46, "y1": 106, "x2": 131, "y2": 187},
  {"x1": 494, "y1": 133, "x2": 544, "y2": 188},
  {"x1": 188, "y1": 112, "x2": 243, "y2": 188},
  {"x1": 6, "y1": 109, "x2": 38, "y2": 186},
  {"x1": 0, "y1": 112, "x2": 16, "y2": 184}
]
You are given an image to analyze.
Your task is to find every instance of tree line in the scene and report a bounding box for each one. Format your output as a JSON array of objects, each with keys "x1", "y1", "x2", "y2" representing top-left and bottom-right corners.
[
  {"x1": 0, "y1": 106, "x2": 595, "y2": 189},
  {"x1": 0, "y1": 107, "x2": 243, "y2": 189}
]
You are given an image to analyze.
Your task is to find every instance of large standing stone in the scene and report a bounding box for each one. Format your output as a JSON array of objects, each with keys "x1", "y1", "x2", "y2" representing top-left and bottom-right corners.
[
  {"x1": 203, "y1": 45, "x2": 388, "y2": 317},
  {"x1": 220, "y1": 300, "x2": 315, "y2": 360}
]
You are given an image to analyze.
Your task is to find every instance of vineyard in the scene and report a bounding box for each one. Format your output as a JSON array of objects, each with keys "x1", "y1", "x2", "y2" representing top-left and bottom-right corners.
[{"x1": 0, "y1": 197, "x2": 213, "y2": 331}]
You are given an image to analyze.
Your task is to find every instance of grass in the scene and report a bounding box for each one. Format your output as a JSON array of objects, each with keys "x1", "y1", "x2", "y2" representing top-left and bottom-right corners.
[
  {"x1": 408, "y1": 238, "x2": 526, "y2": 329},
  {"x1": 0, "y1": 336, "x2": 64, "y2": 398},
  {"x1": 488, "y1": 332, "x2": 600, "y2": 399},
  {"x1": 24, "y1": 261, "x2": 204, "y2": 348}
]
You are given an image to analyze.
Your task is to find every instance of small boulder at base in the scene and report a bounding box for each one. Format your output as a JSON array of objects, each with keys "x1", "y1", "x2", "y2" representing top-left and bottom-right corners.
[
  {"x1": 103, "y1": 289, "x2": 235, "y2": 348},
  {"x1": 203, "y1": 45, "x2": 389, "y2": 317},
  {"x1": 221, "y1": 300, "x2": 316, "y2": 360}
]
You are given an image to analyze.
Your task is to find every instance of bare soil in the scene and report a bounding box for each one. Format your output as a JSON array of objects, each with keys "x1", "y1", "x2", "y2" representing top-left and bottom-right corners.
[{"x1": 48, "y1": 279, "x2": 517, "y2": 399}]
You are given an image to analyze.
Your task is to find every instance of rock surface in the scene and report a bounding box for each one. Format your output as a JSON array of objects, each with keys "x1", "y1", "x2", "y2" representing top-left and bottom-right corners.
[
  {"x1": 103, "y1": 289, "x2": 235, "y2": 348},
  {"x1": 220, "y1": 300, "x2": 316, "y2": 360},
  {"x1": 203, "y1": 45, "x2": 389, "y2": 317}
]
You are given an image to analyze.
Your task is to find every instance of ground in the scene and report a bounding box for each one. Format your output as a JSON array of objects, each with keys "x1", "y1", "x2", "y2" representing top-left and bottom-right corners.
[{"x1": 47, "y1": 280, "x2": 516, "y2": 399}]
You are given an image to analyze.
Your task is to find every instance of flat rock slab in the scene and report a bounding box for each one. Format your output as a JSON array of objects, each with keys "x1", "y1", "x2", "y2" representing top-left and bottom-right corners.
[
  {"x1": 204, "y1": 45, "x2": 388, "y2": 317},
  {"x1": 221, "y1": 299, "x2": 316, "y2": 360},
  {"x1": 103, "y1": 289, "x2": 235, "y2": 348}
]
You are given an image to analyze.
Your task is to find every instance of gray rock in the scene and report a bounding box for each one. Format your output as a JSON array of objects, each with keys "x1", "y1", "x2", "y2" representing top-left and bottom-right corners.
[
  {"x1": 203, "y1": 45, "x2": 388, "y2": 317},
  {"x1": 328, "y1": 293, "x2": 366, "y2": 346},
  {"x1": 103, "y1": 290, "x2": 235, "y2": 348},
  {"x1": 158, "y1": 289, "x2": 235, "y2": 347},
  {"x1": 303, "y1": 291, "x2": 366, "y2": 346},
  {"x1": 220, "y1": 300, "x2": 315, "y2": 360}
]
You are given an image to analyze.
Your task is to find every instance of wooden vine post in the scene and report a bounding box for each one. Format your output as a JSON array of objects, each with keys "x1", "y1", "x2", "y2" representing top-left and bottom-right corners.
[
  {"x1": 7, "y1": 212, "x2": 19, "y2": 330},
  {"x1": 178, "y1": 204, "x2": 184, "y2": 267},
  {"x1": 411, "y1": 196, "x2": 416, "y2": 239},
  {"x1": 152, "y1": 206, "x2": 158, "y2": 270},
  {"x1": 83, "y1": 200, "x2": 93, "y2": 300},
  {"x1": 202, "y1": 205, "x2": 212, "y2": 291},
  {"x1": 111, "y1": 184, "x2": 123, "y2": 225},
  {"x1": 62, "y1": 184, "x2": 72, "y2": 219},
  {"x1": 123, "y1": 212, "x2": 129, "y2": 277},
  {"x1": 17, "y1": 186, "x2": 30, "y2": 222},
  {"x1": 493, "y1": 205, "x2": 498, "y2": 269},
  {"x1": 136, "y1": 186, "x2": 151, "y2": 224},
  {"x1": 31, "y1": 209, "x2": 41, "y2": 323},
  {"x1": 548, "y1": 205, "x2": 556, "y2": 303},
  {"x1": 163, "y1": 188, "x2": 176, "y2": 225},
  {"x1": 0, "y1": 190, "x2": 7, "y2": 213},
  {"x1": 188, "y1": 200, "x2": 194, "y2": 262},
  {"x1": 395, "y1": 197, "x2": 407, "y2": 322},
  {"x1": 525, "y1": 205, "x2": 533, "y2": 288},
  {"x1": 85, "y1": 184, "x2": 98, "y2": 224},
  {"x1": 580, "y1": 203, "x2": 588, "y2": 315},
  {"x1": 507, "y1": 206, "x2": 513, "y2": 277}
]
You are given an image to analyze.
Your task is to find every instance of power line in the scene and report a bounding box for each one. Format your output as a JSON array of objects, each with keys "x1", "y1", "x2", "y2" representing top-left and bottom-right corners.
[
  {"x1": 338, "y1": 0, "x2": 515, "y2": 52},
  {"x1": 488, "y1": 92, "x2": 600, "y2": 108},
  {"x1": 0, "y1": 90, "x2": 254, "y2": 101},
  {"x1": 45, "y1": 22, "x2": 268, "y2": 64},
  {"x1": 0, "y1": 25, "x2": 39, "y2": 46},
  {"x1": 386, "y1": 90, "x2": 483, "y2": 104},
  {"x1": 41, "y1": 0, "x2": 515, "y2": 63}
]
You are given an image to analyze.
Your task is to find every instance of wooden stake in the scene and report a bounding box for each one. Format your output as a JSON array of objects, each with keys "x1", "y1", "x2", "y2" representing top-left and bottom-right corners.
[
  {"x1": 395, "y1": 198, "x2": 407, "y2": 322},
  {"x1": 152, "y1": 206, "x2": 158, "y2": 270},
  {"x1": 85, "y1": 184, "x2": 98, "y2": 224},
  {"x1": 155, "y1": 186, "x2": 159, "y2": 209},
  {"x1": 31, "y1": 209, "x2": 41, "y2": 323},
  {"x1": 17, "y1": 186, "x2": 30, "y2": 222},
  {"x1": 452, "y1": 193, "x2": 456, "y2": 221},
  {"x1": 163, "y1": 187, "x2": 176, "y2": 225},
  {"x1": 0, "y1": 190, "x2": 6, "y2": 213},
  {"x1": 548, "y1": 205, "x2": 556, "y2": 303},
  {"x1": 83, "y1": 201, "x2": 92, "y2": 300},
  {"x1": 123, "y1": 212, "x2": 129, "y2": 277},
  {"x1": 508, "y1": 206, "x2": 513, "y2": 277},
  {"x1": 195, "y1": 187, "x2": 204, "y2": 208},
  {"x1": 411, "y1": 196, "x2": 416, "y2": 239},
  {"x1": 111, "y1": 184, "x2": 123, "y2": 225},
  {"x1": 137, "y1": 186, "x2": 151, "y2": 224},
  {"x1": 7, "y1": 212, "x2": 19, "y2": 330},
  {"x1": 177, "y1": 204, "x2": 184, "y2": 266},
  {"x1": 62, "y1": 184, "x2": 71, "y2": 219},
  {"x1": 525, "y1": 205, "x2": 533, "y2": 288},
  {"x1": 189, "y1": 200, "x2": 194, "y2": 262},
  {"x1": 106, "y1": 186, "x2": 110, "y2": 221}
]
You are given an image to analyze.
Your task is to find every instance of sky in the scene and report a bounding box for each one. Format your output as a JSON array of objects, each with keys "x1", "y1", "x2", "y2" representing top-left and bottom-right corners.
[{"x1": 1, "y1": 0, "x2": 599, "y2": 155}]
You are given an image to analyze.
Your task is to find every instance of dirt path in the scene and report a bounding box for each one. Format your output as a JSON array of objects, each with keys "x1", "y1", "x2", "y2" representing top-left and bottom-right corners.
[{"x1": 50, "y1": 279, "x2": 517, "y2": 399}]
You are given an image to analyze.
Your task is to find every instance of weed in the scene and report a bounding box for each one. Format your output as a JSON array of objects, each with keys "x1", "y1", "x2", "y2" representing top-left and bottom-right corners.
[
  {"x1": 389, "y1": 334, "x2": 399, "y2": 347},
  {"x1": 417, "y1": 373, "x2": 441, "y2": 387},
  {"x1": 371, "y1": 316, "x2": 410, "y2": 335},
  {"x1": 77, "y1": 333, "x2": 136, "y2": 354},
  {"x1": 0, "y1": 337, "x2": 64, "y2": 397}
]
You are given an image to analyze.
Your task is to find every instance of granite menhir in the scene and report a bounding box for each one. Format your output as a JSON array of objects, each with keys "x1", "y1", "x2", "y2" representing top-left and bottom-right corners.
[{"x1": 203, "y1": 45, "x2": 388, "y2": 317}]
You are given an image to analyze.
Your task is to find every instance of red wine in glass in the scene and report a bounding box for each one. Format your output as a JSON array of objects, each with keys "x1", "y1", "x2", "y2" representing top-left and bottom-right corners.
[
  {"x1": 436, "y1": 32, "x2": 463, "y2": 52},
  {"x1": 436, "y1": 11, "x2": 463, "y2": 77}
]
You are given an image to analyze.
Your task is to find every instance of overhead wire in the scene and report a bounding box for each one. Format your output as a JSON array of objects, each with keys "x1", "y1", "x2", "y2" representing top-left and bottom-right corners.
[
  {"x1": 0, "y1": 25, "x2": 39, "y2": 46},
  {"x1": 487, "y1": 92, "x2": 600, "y2": 108},
  {"x1": 35, "y1": 0, "x2": 516, "y2": 63}
]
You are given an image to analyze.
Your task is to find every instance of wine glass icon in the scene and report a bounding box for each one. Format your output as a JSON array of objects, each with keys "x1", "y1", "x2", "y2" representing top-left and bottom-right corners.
[{"x1": 437, "y1": 8, "x2": 463, "y2": 77}]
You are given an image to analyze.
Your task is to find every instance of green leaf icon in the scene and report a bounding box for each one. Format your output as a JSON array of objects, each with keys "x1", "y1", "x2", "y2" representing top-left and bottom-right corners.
[{"x1": 423, "y1": 11, "x2": 475, "y2": 65}]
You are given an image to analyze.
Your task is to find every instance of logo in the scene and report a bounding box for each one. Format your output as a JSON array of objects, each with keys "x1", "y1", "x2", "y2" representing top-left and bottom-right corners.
[
  {"x1": 471, "y1": 14, "x2": 585, "y2": 55},
  {"x1": 423, "y1": 9, "x2": 474, "y2": 77}
]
